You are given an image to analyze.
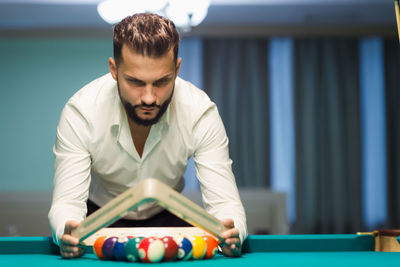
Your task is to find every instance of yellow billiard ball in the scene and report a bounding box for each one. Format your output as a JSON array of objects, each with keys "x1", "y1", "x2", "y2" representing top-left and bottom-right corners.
[{"x1": 190, "y1": 235, "x2": 207, "y2": 260}]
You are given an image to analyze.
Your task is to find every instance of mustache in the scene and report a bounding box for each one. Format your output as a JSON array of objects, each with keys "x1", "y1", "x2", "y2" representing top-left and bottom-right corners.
[{"x1": 133, "y1": 102, "x2": 161, "y2": 109}]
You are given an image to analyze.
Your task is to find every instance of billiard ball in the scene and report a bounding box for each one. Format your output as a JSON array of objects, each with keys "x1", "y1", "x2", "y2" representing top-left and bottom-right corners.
[
  {"x1": 202, "y1": 235, "x2": 219, "y2": 259},
  {"x1": 161, "y1": 236, "x2": 179, "y2": 261},
  {"x1": 125, "y1": 236, "x2": 144, "y2": 262},
  {"x1": 191, "y1": 235, "x2": 207, "y2": 260},
  {"x1": 93, "y1": 236, "x2": 107, "y2": 260},
  {"x1": 138, "y1": 236, "x2": 165, "y2": 263},
  {"x1": 102, "y1": 236, "x2": 118, "y2": 260},
  {"x1": 174, "y1": 236, "x2": 193, "y2": 261},
  {"x1": 113, "y1": 237, "x2": 129, "y2": 261}
]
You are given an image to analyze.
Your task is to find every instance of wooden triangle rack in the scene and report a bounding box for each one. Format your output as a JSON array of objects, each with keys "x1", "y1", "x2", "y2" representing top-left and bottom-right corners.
[{"x1": 71, "y1": 178, "x2": 227, "y2": 245}]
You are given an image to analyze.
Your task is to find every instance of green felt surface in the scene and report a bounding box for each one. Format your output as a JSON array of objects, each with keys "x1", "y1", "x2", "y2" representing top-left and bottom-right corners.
[
  {"x1": 0, "y1": 252, "x2": 400, "y2": 267},
  {"x1": 0, "y1": 235, "x2": 399, "y2": 266}
]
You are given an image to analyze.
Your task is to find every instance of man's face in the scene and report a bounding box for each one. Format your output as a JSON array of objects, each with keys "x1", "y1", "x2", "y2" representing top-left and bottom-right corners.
[{"x1": 109, "y1": 45, "x2": 181, "y2": 126}]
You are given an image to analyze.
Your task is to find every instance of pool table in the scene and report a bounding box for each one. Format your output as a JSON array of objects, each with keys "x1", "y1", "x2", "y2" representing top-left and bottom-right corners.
[{"x1": 0, "y1": 234, "x2": 399, "y2": 266}]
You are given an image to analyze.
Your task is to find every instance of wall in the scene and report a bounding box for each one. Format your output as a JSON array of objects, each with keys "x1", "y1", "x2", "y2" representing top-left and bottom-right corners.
[{"x1": 0, "y1": 37, "x2": 111, "y2": 191}]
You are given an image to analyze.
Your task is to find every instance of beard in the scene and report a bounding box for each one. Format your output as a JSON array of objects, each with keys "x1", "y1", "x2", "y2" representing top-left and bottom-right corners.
[{"x1": 118, "y1": 81, "x2": 174, "y2": 126}]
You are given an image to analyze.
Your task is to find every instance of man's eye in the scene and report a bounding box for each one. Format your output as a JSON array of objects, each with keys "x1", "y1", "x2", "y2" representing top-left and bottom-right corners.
[
  {"x1": 128, "y1": 79, "x2": 145, "y2": 86},
  {"x1": 154, "y1": 79, "x2": 169, "y2": 87}
]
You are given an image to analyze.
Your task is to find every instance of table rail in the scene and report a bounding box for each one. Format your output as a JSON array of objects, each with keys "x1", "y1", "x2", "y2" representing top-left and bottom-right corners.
[
  {"x1": 0, "y1": 234, "x2": 375, "y2": 255},
  {"x1": 242, "y1": 234, "x2": 375, "y2": 253}
]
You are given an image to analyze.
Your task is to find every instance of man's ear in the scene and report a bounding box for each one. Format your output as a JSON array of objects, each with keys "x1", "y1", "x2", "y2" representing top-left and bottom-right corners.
[
  {"x1": 109, "y1": 57, "x2": 117, "y2": 81},
  {"x1": 175, "y1": 57, "x2": 182, "y2": 78}
]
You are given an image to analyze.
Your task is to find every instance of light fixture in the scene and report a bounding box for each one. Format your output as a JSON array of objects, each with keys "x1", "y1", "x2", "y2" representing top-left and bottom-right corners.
[{"x1": 97, "y1": 0, "x2": 210, "y2": 32}]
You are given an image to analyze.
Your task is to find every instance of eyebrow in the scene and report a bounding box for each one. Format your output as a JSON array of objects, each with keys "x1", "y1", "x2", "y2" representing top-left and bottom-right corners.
[{"x1": 124, "y1": 74, "x2": 174, "y2": 84}]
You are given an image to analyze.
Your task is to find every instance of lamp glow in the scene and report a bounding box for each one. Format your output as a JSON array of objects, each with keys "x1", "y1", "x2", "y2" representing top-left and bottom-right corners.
[
  {"x1": 166, "y1": 0, "x2": 210, "y2": 28},
  {"x1": 97, "y1": 0, "x2": 210, "y2": 31}
]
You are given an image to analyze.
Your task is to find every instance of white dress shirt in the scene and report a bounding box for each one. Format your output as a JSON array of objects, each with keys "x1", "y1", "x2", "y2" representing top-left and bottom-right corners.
[{"x1": 48, "y1": 73, "x2": 247, "y2": 245}]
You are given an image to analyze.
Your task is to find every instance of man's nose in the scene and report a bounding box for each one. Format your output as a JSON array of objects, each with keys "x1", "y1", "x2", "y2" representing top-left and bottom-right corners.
[{"x1": 141, "y1": 85, "x2": 156, "y2": 105}]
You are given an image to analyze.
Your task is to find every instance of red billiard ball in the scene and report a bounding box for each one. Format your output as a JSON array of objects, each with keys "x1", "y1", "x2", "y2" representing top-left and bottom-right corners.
[
  {"x1": 138, "y1": 236, "x2": 165, "y2": 263},
  {"x1": 125, "y1": 236, "x2": 144, "y2": 262},
  {"x1": 93, "y1": 236, "x2": 107, "y2": 260},
  {"x1": 161, "y1": 236, "x2": 179, "y2": 261},
  {"x1": 102, "y1": 236, "x2": 118, "y2": 260},
  {"x1": 202, "y1": 235, "x2": 219, "y2": 259},
  {"x1": 174, "y1": 236, "x2": 193, "y2": 261}
]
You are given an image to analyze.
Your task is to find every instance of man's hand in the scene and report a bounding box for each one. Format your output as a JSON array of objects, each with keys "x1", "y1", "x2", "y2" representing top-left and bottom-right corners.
[
  {"x1": 219, "y1": 218, "x2": 242, "y2": 257},
  {"x1": 60, "y1": 220, "x2": 84, "y2": 259}
]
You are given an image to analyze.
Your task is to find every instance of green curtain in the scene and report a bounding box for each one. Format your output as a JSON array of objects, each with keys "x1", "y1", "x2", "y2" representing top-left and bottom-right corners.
[
  {"x1": 384, "y1": 38, "x2": 400, "y2": 229},
  {"x1": 202, "y1": 39, "x2": 270, "y2": 187},
  {"x1": 293, "y1": 39, "x2": 363, "y2": 234}
]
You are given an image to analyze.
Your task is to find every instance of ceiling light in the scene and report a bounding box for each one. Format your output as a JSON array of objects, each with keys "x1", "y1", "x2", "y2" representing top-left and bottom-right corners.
[{"x1": 97, "y1": 0, "x2": 210, "y2": 32}]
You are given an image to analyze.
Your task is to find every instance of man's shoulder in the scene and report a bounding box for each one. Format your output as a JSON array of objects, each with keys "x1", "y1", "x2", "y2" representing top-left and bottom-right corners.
[
  {"x1": 69, "y1": 73, "x2": 117, "y2": 108},
  {"x1": 174, "y1": 77, "x2": 214, "y2": 116},
  {"x1": 59, "y1": 73, "x2": 119, "y2": 138}
]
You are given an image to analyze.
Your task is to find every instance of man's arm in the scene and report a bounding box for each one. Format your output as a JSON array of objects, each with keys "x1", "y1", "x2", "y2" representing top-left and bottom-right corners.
[
  {"x1": 48, "y1": 100, "x2": 92, "y2": 254},
  {"x1": 192, "y1": 103, "x2": 248, "y2": 256}
]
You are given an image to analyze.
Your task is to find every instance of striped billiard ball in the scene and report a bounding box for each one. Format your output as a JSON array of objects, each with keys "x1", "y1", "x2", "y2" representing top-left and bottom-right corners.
[
  {"x1": 125, "y1": 236, "x2": 144, "y2": 262},
  {"x1": 191, "y1": 235, "x2": 207, "y2": 260},
  {"x1": 202, "y1": 235, "x2": 219, "y2": 259},
  {"x1": 138, "y1": 236, "x2": 165, "y2": 263},
  {"x1": 174, "y1": 236, "x2": 193, "y2": 261}
]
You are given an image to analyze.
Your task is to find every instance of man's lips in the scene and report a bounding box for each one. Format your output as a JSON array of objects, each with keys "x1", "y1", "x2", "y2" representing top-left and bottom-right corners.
[{"x1": 139, "y1": 107, "x2": 158, "y2": 112}]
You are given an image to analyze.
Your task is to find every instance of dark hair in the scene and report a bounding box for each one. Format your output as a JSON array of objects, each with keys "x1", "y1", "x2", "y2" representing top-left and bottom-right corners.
[{"x1": 113, "y1": 13, "x2": 180, "y2": 66}]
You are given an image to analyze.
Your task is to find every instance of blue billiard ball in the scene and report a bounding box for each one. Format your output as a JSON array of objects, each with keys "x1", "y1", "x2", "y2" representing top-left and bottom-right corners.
[
  {"x1": 102, "y1": 236, "x2": 118, "y2": 260},
  {"x1": 113, "y1": 237, "x2": 129, "y2": 261},
  {"x1": 174, "y1": 236, "x2": 193, "y2": 261}
]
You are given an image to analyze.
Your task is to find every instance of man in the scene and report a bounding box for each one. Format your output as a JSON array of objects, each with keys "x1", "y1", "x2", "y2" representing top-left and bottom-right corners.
[{"x1": 48, "y1": 13, "x2": 247, "y2": 259}]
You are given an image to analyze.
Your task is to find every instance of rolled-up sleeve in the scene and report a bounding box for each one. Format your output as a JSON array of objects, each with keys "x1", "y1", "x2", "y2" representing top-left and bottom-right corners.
[
  {"x1": 193, "y1": 103, "x2": 248, "y2": 243},
  {"x1": 48, "y1": 100, "x2": 92, "y2": 245}
]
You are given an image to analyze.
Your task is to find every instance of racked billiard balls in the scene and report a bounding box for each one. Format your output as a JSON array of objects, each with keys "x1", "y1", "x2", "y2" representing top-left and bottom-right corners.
[
  {"x1": 174, "y1": 236, "x2": 193, "y2": 261},
  {"x1": 138, "y1": 236, "x2": 165, "y2": 263},
  {"x1": 161, "y1": 236, "x2": 179, "y2": 261},
  {"x1": 202, "y1": 235, "x2": 219, "y2": 259},
  {"x1": 125, "y1": 236, "x2": 144, "y2": 262}
]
